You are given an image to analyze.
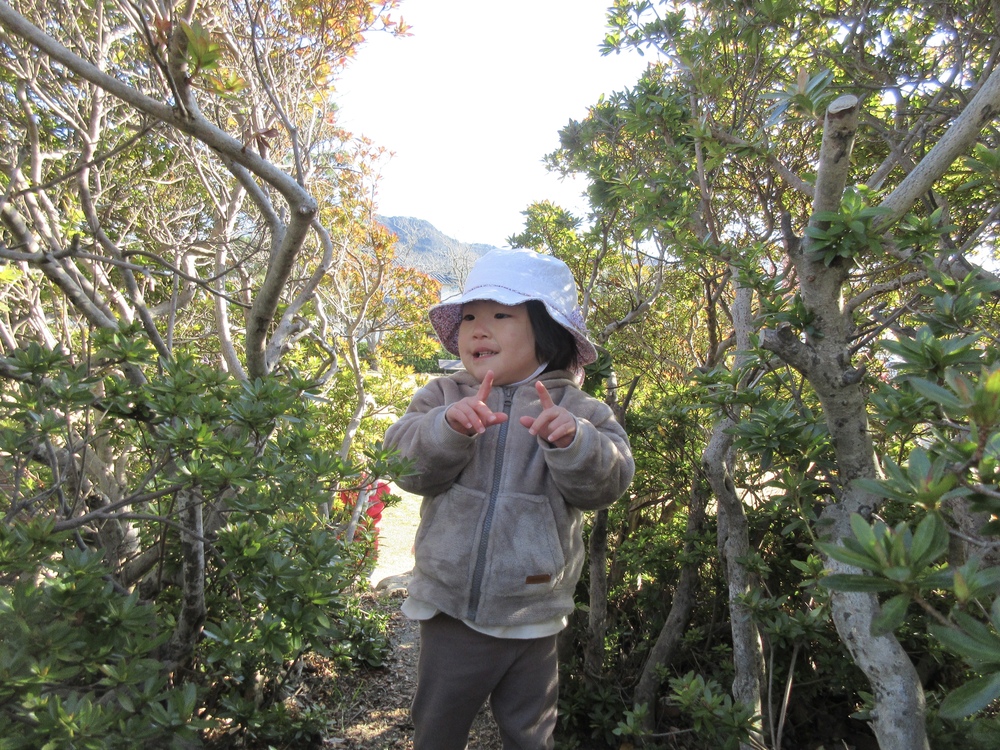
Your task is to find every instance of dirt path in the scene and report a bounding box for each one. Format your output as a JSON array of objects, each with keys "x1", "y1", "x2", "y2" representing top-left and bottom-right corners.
[
  {"x1": 366, "y1": 485, "x2": 418, "y2": 588},
  {"x1": 336, "y1": 488, "x2": 502, "y2": 749}
]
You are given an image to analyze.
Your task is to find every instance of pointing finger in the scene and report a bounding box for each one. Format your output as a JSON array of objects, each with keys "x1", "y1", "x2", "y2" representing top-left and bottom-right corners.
[
  {"x1": 476, "y1": 370, "x2": 494, "y2": 403},
  {"x1": 535, "y1": 380, "x2": 555, "y2": 410}
]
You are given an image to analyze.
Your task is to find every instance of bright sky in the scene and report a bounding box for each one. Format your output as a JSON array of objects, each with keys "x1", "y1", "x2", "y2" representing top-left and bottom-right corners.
[{"x1": 334, "y1": 0, "x2": 653, "y2": 249}]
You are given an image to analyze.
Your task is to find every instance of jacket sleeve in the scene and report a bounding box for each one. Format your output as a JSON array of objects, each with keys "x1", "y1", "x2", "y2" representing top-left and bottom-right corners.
[
  {"x1": 383, "y1": 381, "x2": 478, "y2": 497},
  {"x1": 541, "y1": 398, "x2": 634, "y2": 511}
]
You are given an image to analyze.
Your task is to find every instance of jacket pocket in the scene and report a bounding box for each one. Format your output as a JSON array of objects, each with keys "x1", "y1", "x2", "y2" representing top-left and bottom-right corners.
[
  {"x1": 413, "y1": 484, "x2": 486, "y2": 589},
  {"x1": 485, "y1": 492, "x2": 565, "y2": 597}
]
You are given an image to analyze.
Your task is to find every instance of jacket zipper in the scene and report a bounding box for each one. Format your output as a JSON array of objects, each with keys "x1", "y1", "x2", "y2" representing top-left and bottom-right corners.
[{"x1": 467, "y1": 385, "x2": 515, "y2": 620}]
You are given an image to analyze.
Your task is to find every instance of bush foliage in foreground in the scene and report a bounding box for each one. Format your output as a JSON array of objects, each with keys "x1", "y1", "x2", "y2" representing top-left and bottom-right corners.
[{"x1": 0, "y1": 332, "x2": 404, "y2": 748}]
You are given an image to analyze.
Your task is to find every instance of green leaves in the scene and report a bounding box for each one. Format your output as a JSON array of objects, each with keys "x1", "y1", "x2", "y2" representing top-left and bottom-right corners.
[
  {"x1": 761, "y1": 68, "x2": 834, "y2": 126},
  {"x1": 583, "y1": 347, "x2": 614, "y2": 397},
  {"x1": 916, "y1": 268, "x2": 1000, "y2": 335},
  {"x1": 0, "y1": 337, "x2": 411, "y2": 746},
  {"x1": 881, "y1": 326, "x2": 983, "y2": 380},
  {"x1": 869, "y1": 593, "x2": 911, "y2": 637},
  {"x1": 896, "y1": 206, "x2": 956, "y2": 256},
  {"x1": 728, "y1": 398, "x2": 832, "y2": 475},
  {"x1": 866, "y1": 363, "x2": 1000, "y2": 522},
  {"x1": 855, "y1": 448, "x2": 966, "y2": 512},
  {"x1": 819, "y1": 511, "x2": 1000, "y2": 717},
  {"x1": 179, "y1": 20, "x2": 223, "y2": 77},
  {"x1": 937, "y1": 673, "x2": 1000, "y2": 720},
  {"x1": 0, "y1": 538, "x2": 204, "y2": 747},
  {"x1": 957, "y1": 144, "x2": 1000, "y2": 195},
  {"x1": 178, "y1": 20, "x2": 246, "y2": 95},
  {"x1": 931, "y1": 609, "x2": 1000, "y2": 718},
  {"x1": 663, "y1": 672, "x2": 760, "y2": 750},
  {"x1": 819, "y1": 512, "x2": 950, "y2": 632},
  {"x1": 804, "y1": 187, "x2": 892, "y2": 266},
  {"x1": 854, "y1": 264, "x2": 1000, "y2": 721}
]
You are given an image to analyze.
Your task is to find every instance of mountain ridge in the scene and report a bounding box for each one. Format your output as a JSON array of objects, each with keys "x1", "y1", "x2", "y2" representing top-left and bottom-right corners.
[{"x1": 378, "y1": 215, "x2": 500, "y2": 283}]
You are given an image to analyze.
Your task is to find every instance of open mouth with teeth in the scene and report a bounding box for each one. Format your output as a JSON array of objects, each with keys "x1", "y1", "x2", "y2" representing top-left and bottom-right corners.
[{"x1": 473, "y1": 350, "x2": 497, "y2": 359}]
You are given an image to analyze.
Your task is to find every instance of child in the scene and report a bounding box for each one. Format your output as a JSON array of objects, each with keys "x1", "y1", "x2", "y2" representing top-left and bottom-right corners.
[{"x1": 383, "y1": 248, "x2": 634, "y2": 750}]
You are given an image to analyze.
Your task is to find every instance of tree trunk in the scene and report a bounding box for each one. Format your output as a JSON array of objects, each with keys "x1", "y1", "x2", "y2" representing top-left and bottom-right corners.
[
  {"x1": 339, "y1": 337, "x2": 369, "y2": 462},
  {"x1": 584, "y1": 368, "x2": 632, "y2": 680},
  {"x1": 762, "y1": 95, "x2": 928, "y2": 750},
  {"x1": 705, "y1": 418, "x2": 766, "y2": 748},
  {"x1": 345, "y1": 486, "x2": 372, "y2": 545},
  {"x1": 636, "y1": 471, "x2": 707, "y2": 731},
  {"x1": 163, "y1": 487, "x2": 206, "y2": 669},
  {"x1": 696, "y1": 274, "x2": 765, "y2": 748},
  {"x1": 584, "y1": 508, "x2": 610, "y2": 681}
]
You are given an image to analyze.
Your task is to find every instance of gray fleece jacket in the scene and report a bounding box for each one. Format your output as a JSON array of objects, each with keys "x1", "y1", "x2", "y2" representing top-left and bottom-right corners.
[{"x1": 383, "y1": 369, "x2": 634, "y2": 628}]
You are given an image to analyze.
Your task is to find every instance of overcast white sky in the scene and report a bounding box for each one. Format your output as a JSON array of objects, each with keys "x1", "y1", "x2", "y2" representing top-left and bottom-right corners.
[{"x1": 334, "y1": 0, "x2": 653, "y2": 248}]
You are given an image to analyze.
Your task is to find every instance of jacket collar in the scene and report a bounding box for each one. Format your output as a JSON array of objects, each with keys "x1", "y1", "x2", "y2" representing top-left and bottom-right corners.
[{"x1": 450, "y1": 369, "x2": 578, "y2": 390}]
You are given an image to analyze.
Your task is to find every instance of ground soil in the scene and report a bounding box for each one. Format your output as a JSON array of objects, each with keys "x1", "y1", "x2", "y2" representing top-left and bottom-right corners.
[{"x1": 322, "y1": 488, "x2": 504, "y2": 749}]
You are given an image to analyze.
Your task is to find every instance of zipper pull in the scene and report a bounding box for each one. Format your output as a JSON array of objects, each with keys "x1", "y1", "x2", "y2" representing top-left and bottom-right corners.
[{"x1": 502, "y1": 386, "x2": 514, "y2": 412}]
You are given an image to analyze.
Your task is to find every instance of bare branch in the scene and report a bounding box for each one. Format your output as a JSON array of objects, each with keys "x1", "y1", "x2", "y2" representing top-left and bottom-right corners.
[{"x1": 876, "y1": 65, "x2": 1000, "y2": 230}]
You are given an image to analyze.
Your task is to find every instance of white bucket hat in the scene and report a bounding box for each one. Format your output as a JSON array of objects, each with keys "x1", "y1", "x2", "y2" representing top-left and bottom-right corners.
[{"x1": 429, "y1": 249, "x2": 598, "y2": 367}]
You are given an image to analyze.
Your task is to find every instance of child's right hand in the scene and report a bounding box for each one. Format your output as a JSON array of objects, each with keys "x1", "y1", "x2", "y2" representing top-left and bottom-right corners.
[{"x1": 445, "y1": 370, "x2": 509, "y2": 436}]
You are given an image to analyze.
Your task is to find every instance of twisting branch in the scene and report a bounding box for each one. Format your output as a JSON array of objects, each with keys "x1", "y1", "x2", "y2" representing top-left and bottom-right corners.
[
  {"x1": 9, "y1": 122, "x2": 158, "y2": 198},
  {"x1": 875, "y1": 65, "x2": 1000, "y2": 232},
  {"x1": 0, "y1": 1, "x2": 319, "y2": 379}
]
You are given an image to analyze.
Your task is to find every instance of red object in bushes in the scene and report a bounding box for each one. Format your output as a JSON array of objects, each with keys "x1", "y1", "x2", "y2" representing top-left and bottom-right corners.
[
  {"x1": 340, "y1": 481, "x2": 389, "y2": 548},
  {"x1": 367, "y1": 481, "x2": 389, "y2": 521}
]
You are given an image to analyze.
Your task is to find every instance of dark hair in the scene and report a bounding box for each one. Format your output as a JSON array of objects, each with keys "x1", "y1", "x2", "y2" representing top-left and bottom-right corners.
[{"x1": 526, "y1": 300, "x2": 578, "y2": 373}]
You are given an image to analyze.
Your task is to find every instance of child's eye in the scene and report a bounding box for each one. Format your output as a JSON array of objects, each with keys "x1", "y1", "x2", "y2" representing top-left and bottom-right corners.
[
  {"x1": 462, "y1": 314, "x2": 475, "y2": 322},
  {"x1": 494, "y1": 313, "x2": 510, "y2": 319}
]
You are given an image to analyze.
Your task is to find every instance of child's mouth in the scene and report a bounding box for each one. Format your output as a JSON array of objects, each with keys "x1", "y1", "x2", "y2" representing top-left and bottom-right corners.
[{"x1": 474, "y1": 350, "x2": 496, "y2": 359}]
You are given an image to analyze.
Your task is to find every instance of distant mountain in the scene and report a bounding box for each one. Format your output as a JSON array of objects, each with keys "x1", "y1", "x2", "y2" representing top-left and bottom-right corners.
[{"x1": 378, "y1": 216, "x2": 499, "y2": 285}]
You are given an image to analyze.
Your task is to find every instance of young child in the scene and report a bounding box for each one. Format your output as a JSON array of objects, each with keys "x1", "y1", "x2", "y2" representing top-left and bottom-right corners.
[{"x1": 383, "y1": 248, "x2": 634, "y2": 750}]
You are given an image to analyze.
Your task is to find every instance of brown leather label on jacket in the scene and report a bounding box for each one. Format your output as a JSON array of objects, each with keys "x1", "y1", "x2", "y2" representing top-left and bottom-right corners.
[{"x1": 525, "y1": 574, "x2": 552, "y2": 585}]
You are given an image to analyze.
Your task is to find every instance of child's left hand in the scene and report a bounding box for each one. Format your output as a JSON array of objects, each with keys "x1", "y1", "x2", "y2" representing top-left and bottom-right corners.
[{"x1": 520, "y1": 381, "x2": 577, "y2": 448}]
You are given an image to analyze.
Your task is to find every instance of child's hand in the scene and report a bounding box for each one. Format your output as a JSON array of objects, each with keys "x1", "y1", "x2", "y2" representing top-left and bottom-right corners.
[
  {"x1": 520, "y1": 381, "x2": 577, "y2": 448},
  {"x1": 446, "y1": 370, "x2": 509, "y2": 436}
]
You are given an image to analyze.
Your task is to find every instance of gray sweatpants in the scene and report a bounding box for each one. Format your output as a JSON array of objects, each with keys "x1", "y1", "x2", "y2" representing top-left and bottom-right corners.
[{"x1": 412, "y1": 614, "x2": 558, "y2": 750}]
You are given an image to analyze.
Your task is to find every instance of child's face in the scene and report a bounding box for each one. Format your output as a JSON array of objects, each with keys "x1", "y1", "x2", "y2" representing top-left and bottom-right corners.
[{"x1": 457, "y1": 300, "x2": 540, "y2": 386}]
